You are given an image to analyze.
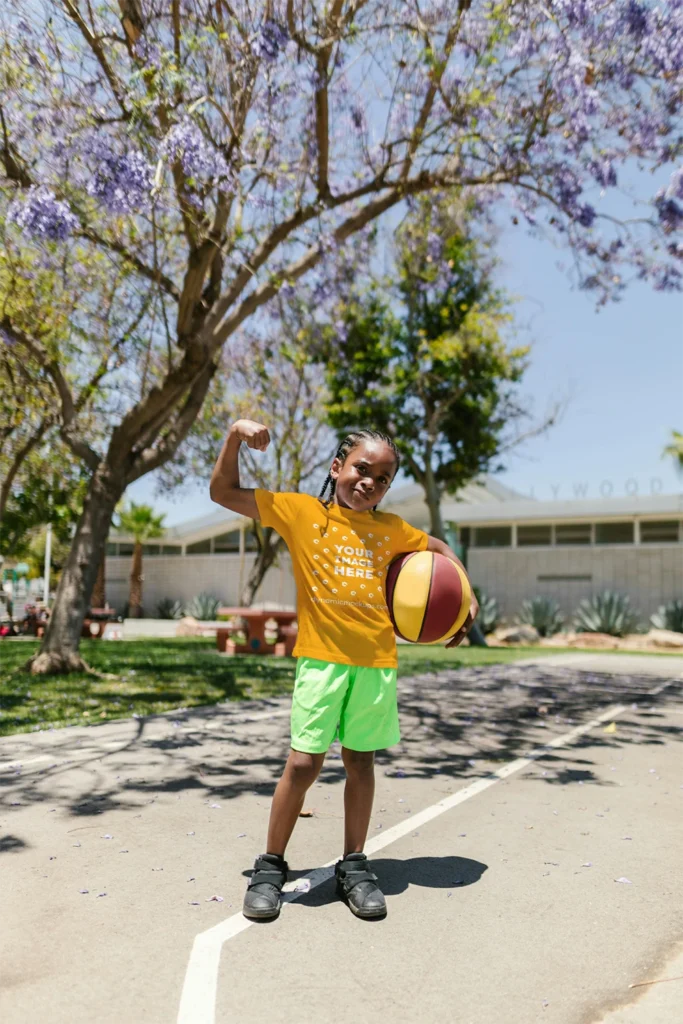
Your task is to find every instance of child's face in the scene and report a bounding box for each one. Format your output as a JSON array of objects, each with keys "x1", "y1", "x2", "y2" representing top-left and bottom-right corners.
[{"x1": 331, "y1": 440, "x2": 398, "y2": 512}]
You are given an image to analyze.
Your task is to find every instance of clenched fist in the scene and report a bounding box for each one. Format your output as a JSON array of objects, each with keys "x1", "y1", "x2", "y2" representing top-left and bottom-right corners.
[{"x1": 230, "y1": 419, "x2": 271, "y2": 452}]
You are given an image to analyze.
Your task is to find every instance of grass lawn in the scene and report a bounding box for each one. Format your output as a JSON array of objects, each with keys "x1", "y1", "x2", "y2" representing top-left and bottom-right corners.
[{"x1": 0, "y1": 638, "x2": 557, "y2": 738}]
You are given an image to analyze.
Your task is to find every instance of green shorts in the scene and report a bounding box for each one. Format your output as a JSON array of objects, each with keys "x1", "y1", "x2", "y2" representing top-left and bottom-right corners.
[{"x1": 290, "y1": 657, "x2": 400, "y2": 754}]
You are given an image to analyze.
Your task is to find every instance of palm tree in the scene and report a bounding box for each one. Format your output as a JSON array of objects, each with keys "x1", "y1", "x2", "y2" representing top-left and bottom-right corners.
[
  {"x1": 116, "y1": 502, "x2": 165, "y2": 618},
  {"x1": 664, "y1": 430, "x2": 683, "y2": 472}
]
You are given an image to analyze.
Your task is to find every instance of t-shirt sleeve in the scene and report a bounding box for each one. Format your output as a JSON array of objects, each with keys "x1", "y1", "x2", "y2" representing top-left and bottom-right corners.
[
  {"x1": 254, "y1": 490, "x2": 305, "y2": 538},
  {"x1": 387, "y1": 514, "x2": 429, "y2": 554}
]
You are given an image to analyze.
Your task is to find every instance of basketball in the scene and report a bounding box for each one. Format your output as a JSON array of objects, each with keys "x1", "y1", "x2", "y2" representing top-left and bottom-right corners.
[{"x1": 385, "y1": 550, "x2": 472, "y2": 645}]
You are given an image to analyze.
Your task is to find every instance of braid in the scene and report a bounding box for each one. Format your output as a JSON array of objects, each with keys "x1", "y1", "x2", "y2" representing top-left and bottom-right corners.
[{"x1": 317, "y1": 429, "x2": 400, "y2": 510}]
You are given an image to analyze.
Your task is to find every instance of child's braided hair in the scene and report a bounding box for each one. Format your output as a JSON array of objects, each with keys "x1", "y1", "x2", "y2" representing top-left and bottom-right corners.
[{"x1": 318, "y1": 429, "x2": 400, "y2": 510}]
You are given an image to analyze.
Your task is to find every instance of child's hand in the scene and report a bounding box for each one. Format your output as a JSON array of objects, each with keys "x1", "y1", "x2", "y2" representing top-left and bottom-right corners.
[
  {"x1": 446, "y1": 593, "x2": 479, "y2": 648},
  {"x1": 231, "y1": 419, "x2": 271, "y2": 452}
]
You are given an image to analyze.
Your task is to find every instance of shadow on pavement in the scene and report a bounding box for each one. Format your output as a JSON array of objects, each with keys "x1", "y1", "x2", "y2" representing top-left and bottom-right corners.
[
  {"x1": 291, "y1": 855, "x2": 489, "y2": 912},
  {"x1": 0, "y1": 833, "x2": 29, "y2": 853},
  {"x1": 1, "y1": 663, "x2": 681, "y2": 823}
]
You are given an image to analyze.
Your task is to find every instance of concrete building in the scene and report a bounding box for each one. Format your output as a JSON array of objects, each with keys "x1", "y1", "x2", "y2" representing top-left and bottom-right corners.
[{"x1": 105, "y1": 480, "x2": 683, "y2": 622}]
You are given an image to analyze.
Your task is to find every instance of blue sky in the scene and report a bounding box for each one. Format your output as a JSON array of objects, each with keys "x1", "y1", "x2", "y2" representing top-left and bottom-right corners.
[{"x1": 131, "y1": 189, "x2": 683, "y2": 526}]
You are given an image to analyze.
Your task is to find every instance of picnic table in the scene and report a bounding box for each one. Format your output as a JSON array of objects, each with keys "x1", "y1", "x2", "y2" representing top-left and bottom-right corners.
[{"x1": 216, "y1": 607, "x2": 297, "y2": 656}]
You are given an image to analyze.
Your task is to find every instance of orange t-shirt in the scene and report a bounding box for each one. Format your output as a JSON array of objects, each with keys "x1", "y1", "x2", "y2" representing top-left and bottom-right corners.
[{"x1": 255, "y1": 491, "x2": 429, "y2": 668}]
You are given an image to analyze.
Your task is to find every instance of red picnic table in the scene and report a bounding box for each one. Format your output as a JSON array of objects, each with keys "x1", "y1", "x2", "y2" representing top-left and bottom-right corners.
[{"x1": 216, "y1": 607, "x2": 298, "y2": 657}]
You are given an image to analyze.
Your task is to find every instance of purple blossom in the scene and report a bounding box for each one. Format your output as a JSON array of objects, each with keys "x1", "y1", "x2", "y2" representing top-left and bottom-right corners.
[
  {"x1": 162, "y1": 120, "x2": 230, "y2": 185},
  {"x1": 575, "y1": 204, "x2": 596, "y2": 228},
  {"x1": 666, "y1": 167, "x2": 683, "y2": 202},
  {"x1": 623, "y1": 1, "x2": 649, "y2": 39},
  {"x1": 252, "y1": 20, "x2": 288, "y2": 63},
  {"x1": 589, "y1": 158, "x2": 617, "y2": 189},
  {"x1": 426, "y1": 231, "x2": 443, "y2": 262},
  {"x1": 87, "y1": 144, "x2": 153, "y2": 213},
  {"x1": 655, "y1": 195, "x2": 683, "y2": 234},
  {"x1": 8, "y1": 186, "x2": 78, "y2": 242}
]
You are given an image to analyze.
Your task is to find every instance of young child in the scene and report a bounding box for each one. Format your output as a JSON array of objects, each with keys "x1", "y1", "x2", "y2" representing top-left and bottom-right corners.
[{"x1": 210, "y1": 418, "x2": 477, "y2": 920}]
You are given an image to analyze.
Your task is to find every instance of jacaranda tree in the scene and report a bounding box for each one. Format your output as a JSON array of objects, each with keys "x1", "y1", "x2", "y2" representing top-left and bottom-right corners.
[{"x1": 0, "y1": 0, "x2": 682, "y2": 671}]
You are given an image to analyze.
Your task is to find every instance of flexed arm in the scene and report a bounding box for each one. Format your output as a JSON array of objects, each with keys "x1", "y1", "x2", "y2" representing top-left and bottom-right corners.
[{"x1": 209, "y1": 419, "x2": 271, "y2": 519}]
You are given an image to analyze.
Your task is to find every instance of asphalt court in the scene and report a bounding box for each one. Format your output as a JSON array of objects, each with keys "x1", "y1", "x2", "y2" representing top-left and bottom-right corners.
[{"x1": 1, "y1": 653, "x2": 682, "y2": 1024}]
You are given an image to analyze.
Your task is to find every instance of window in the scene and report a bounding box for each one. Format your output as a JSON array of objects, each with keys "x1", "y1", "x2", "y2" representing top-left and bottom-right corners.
[
  {"x1": 213, "y1": 531, "x2": 240, "y2": 553},
  {"x1": 517, "y1": 525, "x2": 552, "y2": 546},
  {"x1": 118, "y1": 543, "x2": 134, "y2": 556},
  {"x1": 458, "y1": 527, "x2": 471, "y2": 546},
  {"x1": 555, "y1": 523, "x2": 591, "y2": 546},
  {"x1": 640, "y1": 520, "x2": 680, "y2": 543},
  {"x1": 473, "y1": 526, "x2": 512, "y2": 548},
  {"x1": 161, "y1": 545, "x2": 181, "y2": 556},
  {"x1": 142, "y1": 544, "x2": 160, "y2": 555},
  {"x1": 595, "y1": 521, "x2": 634, "y2": 545},
  {"x1": 106, "y1": 543, "x2": 118, "y2": 556},
  {"x1": 186, "y1": 539, "x2": 211, "y2": 554}
]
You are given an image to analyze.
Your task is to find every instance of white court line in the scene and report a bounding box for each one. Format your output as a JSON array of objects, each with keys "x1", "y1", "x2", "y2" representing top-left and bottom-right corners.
[
  {"x1": 176, "y1": 675, "x2": 680, "y2": 1024},
  {"x1": 0, "y1": 709, "x2": 291, "y2": 773}
]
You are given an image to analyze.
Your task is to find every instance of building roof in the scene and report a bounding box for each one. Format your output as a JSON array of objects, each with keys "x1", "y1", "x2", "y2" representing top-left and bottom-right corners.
[
  {"x1": 111, "y1": 475, "x2": 523, "y2": 544},
  {"x1": 445, "y1": 491, "x2": 683, "y2": 525},
  {"x1": 111, "y1": 480, "x2": 683, "y2": 544}
]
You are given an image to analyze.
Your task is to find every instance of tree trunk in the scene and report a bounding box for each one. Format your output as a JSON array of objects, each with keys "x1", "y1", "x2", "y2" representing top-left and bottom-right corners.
[
  {"x1": 92, "y1": 553, "x2": 106, "y2": 608},
  {"x1": 239, "y1": 529, "x2": 284, "y2": 606},
  {"x1": 423, "y1": 464, "x2": 446, "y2": 541},
  {"x1": 128, "y1": 541, "x2": 144, "y2": 617},
  {"x1": 423, "y1": 460, "x2": 487, "y2": 646},
  {"x1": 25, "y1": 466, "x2": 124, "y2": 674}
]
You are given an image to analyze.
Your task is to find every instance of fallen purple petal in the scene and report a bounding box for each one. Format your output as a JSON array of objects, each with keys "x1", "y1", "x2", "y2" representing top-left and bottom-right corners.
[
  {"x1": 582, "y1": 862, "x2": 592, "y2": 868},
  {"x1": 79, "y1": 889, "x2": 89, "y2": 894},
  {"x1": 209, "y1": 803, "x2": 221, "y2": 809},
  {"x1": 236, "y1": 832, "x2": 247, "y2": 838},
  {"x1": 189, "y1": 901, "x2": 200, "y2": 906},
  {"x1": 615, "y1": 877, "x2": 633, "y2": 884},
  {"x1": 206, "y1": 895, "x2": 224, "y2": 902},
  {"x1": 187, "y1": 831, "x2": 195, "y2": 836},
  {"x1": 101, "y1": 834, "x2": 113, "y2": 839},
  {"x1": 97, "y1": 892, "x2": 107, "y2": 897}
]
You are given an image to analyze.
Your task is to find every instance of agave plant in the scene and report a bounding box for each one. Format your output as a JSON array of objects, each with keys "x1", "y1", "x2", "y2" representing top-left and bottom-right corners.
[
  {"x1": 473, "y1": 588, "x2": 500, "y2": 635},
  {"x1": 157, "y1": 598, "x2": 184, "y2": 620},
  {"x1": 650, "y1": 599, "x2": 683, "y2": 633},
  {"x1": 573, "y1": 591, "x2": 639, "y2": 637},
  {"x1": 184, "y1": 592, "x2": 221, "y2": 621},
  {"x1": 517, "y1": 596, "x2": 564, "y2": 637}
]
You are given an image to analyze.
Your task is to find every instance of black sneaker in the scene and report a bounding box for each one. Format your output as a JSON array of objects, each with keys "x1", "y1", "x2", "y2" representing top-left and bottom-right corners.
[
  {"x1": 243, "y1": 853, "x2": 288, "y2": 920},
  {"x1": 335, "y1": 852, "x2": 387, "y2": 918}
]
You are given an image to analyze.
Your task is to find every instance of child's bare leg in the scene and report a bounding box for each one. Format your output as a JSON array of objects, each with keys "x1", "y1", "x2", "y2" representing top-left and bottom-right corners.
[
  {"x1": 341, "y1": 747, "x2": 375, "y2": 855},
  {"x1": 266, "y1": 748, "x2": 325, "y2": 856}
]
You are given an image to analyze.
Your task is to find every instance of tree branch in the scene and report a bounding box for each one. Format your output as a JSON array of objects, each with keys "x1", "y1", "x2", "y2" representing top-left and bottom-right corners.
[
  {"x1": 81, "y1": 227, "x2": 180, "y2": 299},
  {"x1": 0, "y1": 317, "x2": 102, "y2": 471},
  {"x1": 125, "y1": 360, "x2": 218, "y2": 483},
  {"x1": 61, "y1": 0, "x2": 129, "y2": 116},
  {"x1": 0, "y1": 417, "x2": 53, "y2": 522}
]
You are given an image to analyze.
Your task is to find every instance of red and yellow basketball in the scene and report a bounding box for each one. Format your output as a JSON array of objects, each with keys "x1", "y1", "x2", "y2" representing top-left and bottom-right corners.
[{"x1": 386, "y1": 550, "x2": 472, "y2": 645}]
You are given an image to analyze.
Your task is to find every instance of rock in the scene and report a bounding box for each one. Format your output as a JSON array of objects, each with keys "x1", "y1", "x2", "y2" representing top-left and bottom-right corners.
[
  {"x1": 569, "y1": 632, "x2": 620, "y2": 649},
  {"x1": 647, "y1": 628, "x2": 683, "y2": 649},
  {"x1": 175, "y1": 616, "x2": 201, "y2": 637},
  {"x1": 494, "y1": 624, "x2": 540, "y2": 644}
]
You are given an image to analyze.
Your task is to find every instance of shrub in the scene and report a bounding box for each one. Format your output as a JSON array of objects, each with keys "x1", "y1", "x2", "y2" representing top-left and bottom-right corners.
[
  {"x1": 573, "y1": 591, "x2": 639, "y2": 637},
  {"x1": 184, "y1": 592, "x2": 221, "y2": 620},
  {"x1": 650, "y1": 599, "x2": 683, "y2": 633},
  {"x1": 157, "y1": 598, "x2": 184, "y2": 620},
  {"x1": 517, "y1": 596, "x2": 564, "y2": 637},
  {"x1": 473, "y1": 587, "x2": 500, "y2": 634}
]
